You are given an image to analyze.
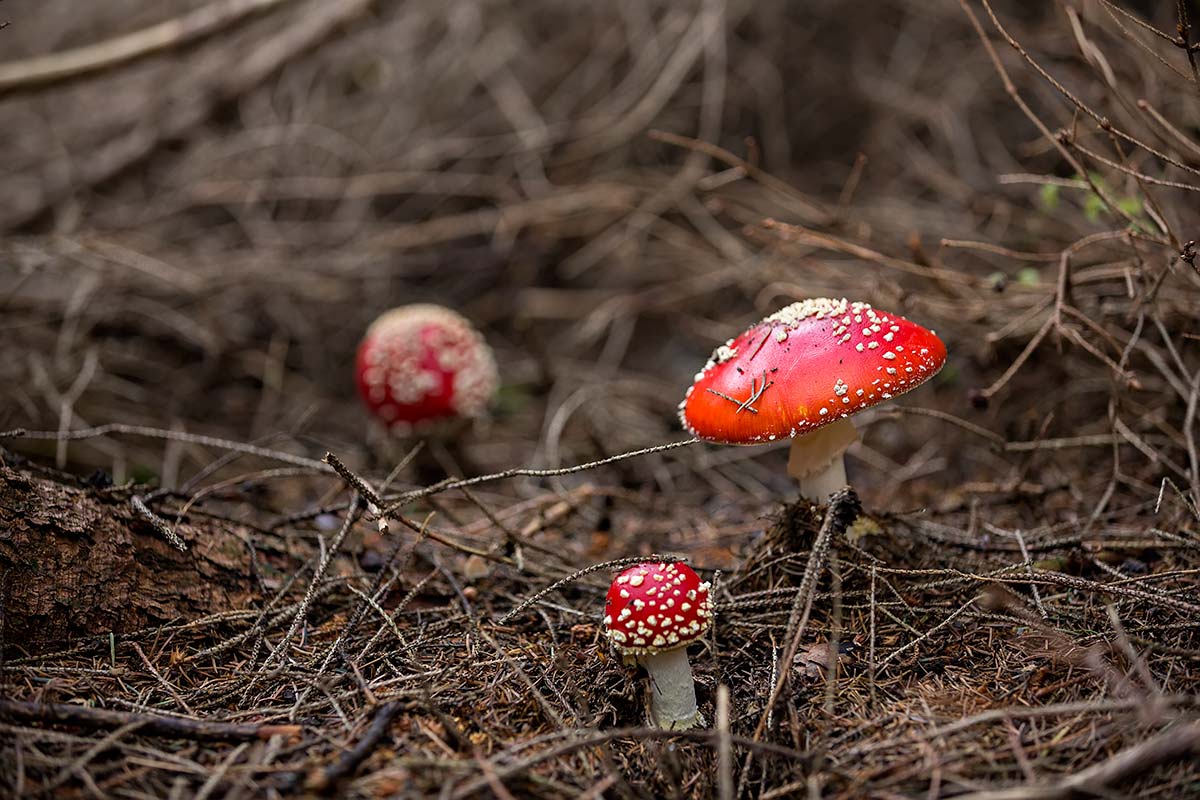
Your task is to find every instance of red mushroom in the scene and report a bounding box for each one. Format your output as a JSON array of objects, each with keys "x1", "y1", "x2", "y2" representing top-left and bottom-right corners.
[
  {"x1": 603, "y1": 562, "x2": 713, "y2": 730},
  {"x1": 679, "y1": 298, "x2": 946, "y2": 503},
  {"x1": 355, "y1": 304, "x2": 498, "y2": 435}
]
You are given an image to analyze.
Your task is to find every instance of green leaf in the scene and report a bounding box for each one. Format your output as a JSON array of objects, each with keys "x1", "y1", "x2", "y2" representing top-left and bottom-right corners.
[
  {"x1": 130, "y1": 465, "x2": 158, "y2": 485},
  {"x1": 1017, "y1": 267, "x2": 1041, "y2": 287},
  {"x1": 492, "y1": 383, "x2": 531, "y2": 416},
  {"x1": 1038, "y1": 183, "x2": 1060, "y2": 211},
  {"x1": 1116, "y1": 195, "x2": 1143, "y2": 218},
  {"x1": 935, "y1": 362, "x2": 960, "y2": 386}
]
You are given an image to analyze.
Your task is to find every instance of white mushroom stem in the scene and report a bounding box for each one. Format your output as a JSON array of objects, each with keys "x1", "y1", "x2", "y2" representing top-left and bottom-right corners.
[
  {"x1": 638, "y1": 646, "x2": 699, "y2": 730},
  {"x1": 787, "y1": 416, "x2": 859, "y2": 504}
]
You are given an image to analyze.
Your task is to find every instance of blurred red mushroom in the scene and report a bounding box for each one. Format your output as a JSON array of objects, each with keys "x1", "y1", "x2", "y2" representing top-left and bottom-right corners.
[
  {"x1": 679, "y1": 298, "x2": 946, "y2": 503},
  {"x1": 356, "y1": 304, "x2": 498, "y2": 435}
]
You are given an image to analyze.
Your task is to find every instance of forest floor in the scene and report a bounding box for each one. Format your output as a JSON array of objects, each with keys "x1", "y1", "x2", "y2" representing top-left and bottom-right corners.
[{"x1": 1, "y1": 1, "x2": 1199, "y2": 797}]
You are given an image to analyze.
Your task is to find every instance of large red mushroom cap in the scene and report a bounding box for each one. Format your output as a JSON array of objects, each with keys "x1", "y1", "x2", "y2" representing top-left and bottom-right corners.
[
  {"x1": 679, "y1": 298, "x2": 946, "y2": 445},
  {"x1": 603, "y1": 562, "x2": 713, "y2": 655},
  {"x1": 355, "y1": 304, "x2": 498, "y2": 434}
]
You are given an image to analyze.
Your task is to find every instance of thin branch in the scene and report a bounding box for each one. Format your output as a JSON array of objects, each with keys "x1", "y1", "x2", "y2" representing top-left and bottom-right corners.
[
  {"x1": 299, "y1": 700, "x2": 405, "y2": 794},
  {"x1": 1, "y1": 424, "x2": 332, "y2": 472},
  {"x1": 952, "y1": 720, "x2": 1200, "y2": 800},
  {"x1": 0, "y1": 698, "x2": 301, "y2": 742},
  {"x1": 499, "y1": 554, "x2": 689, "y2": 624},
  {"x1": 0, "y1": 0, "x2": 294, "y2": 93},
  {"x1": 379, "y1": 439, "x2": 699, "y2": 516}
]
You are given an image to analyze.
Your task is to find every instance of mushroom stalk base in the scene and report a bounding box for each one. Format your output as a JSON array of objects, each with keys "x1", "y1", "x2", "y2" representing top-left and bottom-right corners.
[
  {"x1": 796, "y1": 456, "x2": 847, "y2": 505},
  {"x1": 787, "y1": 417, "x2": 858, "y2": 504},
  {"x1": 638, "y1": 647, "x2": 699, "y2": 730}
]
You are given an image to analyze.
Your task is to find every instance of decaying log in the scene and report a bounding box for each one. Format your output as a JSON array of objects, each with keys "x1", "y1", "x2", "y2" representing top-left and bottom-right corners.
[{"x1": 0, "y1": 464, "x2": 279, "y2": 648}]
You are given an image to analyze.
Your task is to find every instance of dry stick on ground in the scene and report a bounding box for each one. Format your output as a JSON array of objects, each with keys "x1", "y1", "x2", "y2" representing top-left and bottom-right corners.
[
  {"x1": 647, "y1": 129, "x2": 831, "y2": 224},
  {"x1": 184, "y1": 588, "x2": 334, "y2": 664},
  {"x1": 366, "y1": 185, "x2": 642, "y2": 251},
  {"x1": 38, "y1": 719, "x2": 149, "y2": 795},
  {"x1": 1016, "y1": 6, "x2": 1195, "y2": 211},
  {"x1": 355, "y1": 568, "x2": 438, "y2": 665},
  {"x1": 0, "y1": 425, "x2": 333, "y2": 472},
  {"x1": 458, "y1": 485, "x2": 556, "y2": 569},
  {"x1": 498, "y1": 554, "x2": 691, "y2": 624},
  {"x1": 1182, "y1": 369, "x2": 1200, "y2": 508},
  {"x1": 870, "y1": 565, "x2": 1200, "y2": 616},
  {"x1": 297, "y1": 700, "x2": 405, "y2": 794},
  {"x1": 0, "y1": 0, "x2": 375, "y2": 231},
  {"x1": 980, "y1": 316, "x2": 1054, "y2": 400},
  {"x1": 557, "y1": 0, "x2": 727, "y2": 279},
  {"x1": 449, "y1": 727, "x2": 816, "y2": 800},
  {"x1": 1105, "y1": 604, "x2": 1163, "y2": 700},
  {"x1": 237, "y1": 520, "x2": 417, "y2": 719},
  {"x1": 843, "y1": 696, "x2": 1200, "y2": 758},
  {"x1": 336, "y1": 519, "x2": 437, "y2": 670},
  {"x1": 737, "y1": 488, "x2": 861, "y2": 798},
  {"x1": 0, "y1": 698, "x2": 301, "y2": 742},
  {"x1": 758, "y1": 218, "x2": 982, "y2": 287},
  {"x1": 953, "y1": 719, "x2": 1200, "y2": 800},
  {"x1": 475, "y1": 624, "x2": 573, "y2": 728},
  {"x1": 716, "y1": 685, "x2": 733, "y2": 800},
  {"x1": 271, "y1": 461, "x2": 432, "y2": 711},
  {"x1": 379, "y1": 438, "x2": 699, "y2": 516},
  {"x1": 254, "y1": 494, "x2": 361, "y2": 674},
  {"x1": 877, "y1": 406, "x2": 1006, "y2": 448},
  {"x1": 958, "y1": 0, "x2": 1149, "y2": 236},
  {"x1": 322, "y1": 453, "x2": 509, "y2": 562},
  {"x1": 1177, "y1": 0, "x2": 1200, "y2": 85},
  {"x1": 766, "y1": 488, "x2": 861, "y2": 726},
  {"x1": 874, "y1": 598, "x2": 980, "y2": 671},
  {"x1": 130, "y1": 642, "x2": 194, "y2": 716},
  {"x1": 0, "y1": 0, "x2": 294, "y2": 93},
  {"x1": 1012, "y1": 529, "x2": 1046, "y2": 618},
  {"x1": 130, "y1": 494, "x2": 188, "y2": 552}
]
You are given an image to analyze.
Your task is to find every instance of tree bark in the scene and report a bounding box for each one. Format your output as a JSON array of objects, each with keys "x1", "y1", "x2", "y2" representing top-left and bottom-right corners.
[{"x1": 0, "y1": 464, "x2": 277, "y2": 649}]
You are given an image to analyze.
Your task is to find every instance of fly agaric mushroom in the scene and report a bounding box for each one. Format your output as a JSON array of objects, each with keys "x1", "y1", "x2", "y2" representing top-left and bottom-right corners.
[
  {"x1": 355, "y1": 304, "x2": 499, "y2": 435},
  {"x1": 603, "y1": 561, "x2": 713, "y2": 730},
  {"x1": 679, "y1": 298, "x2": 946, "y2": 503}
]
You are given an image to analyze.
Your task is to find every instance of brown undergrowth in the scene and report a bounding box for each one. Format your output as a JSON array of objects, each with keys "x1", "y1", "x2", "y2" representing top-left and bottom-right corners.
[{"x1": 2, "y1": 0, "x2": 1200, "y2": 797}]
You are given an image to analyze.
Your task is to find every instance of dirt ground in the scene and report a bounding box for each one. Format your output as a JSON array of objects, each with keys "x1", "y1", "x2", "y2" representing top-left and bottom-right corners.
[{"x1": 1, "y1": 0, "x2": 1199, "y2": 797}]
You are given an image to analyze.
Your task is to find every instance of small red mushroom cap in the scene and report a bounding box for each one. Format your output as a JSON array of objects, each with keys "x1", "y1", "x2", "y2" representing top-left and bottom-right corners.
[
  {"x1": 355, "y1": 304, "x2": 498, "y2": 434},
  {"x1": 603, "y1": 562, "x2": 713, "y2": 655},
  {"x1": 679, "y1": 298, "x2": 947, "y2": 444}
]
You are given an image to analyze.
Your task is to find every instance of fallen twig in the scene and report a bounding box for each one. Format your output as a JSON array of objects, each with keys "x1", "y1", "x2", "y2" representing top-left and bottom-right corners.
[
  {"x1": 0, "y1": 698, "x2": 301, "y2": 742},
  {"x1": 379, "y1": 439, "x2": 699, "y2": 516},
  {"x1": 301, "y1": 700, "x2": 405, "y2": 794},
  {"x1": 0, "y1": 0, "x2": 293, "y2": 93},
  {"x1": 953, "y1": 720, "x2": 1200, "y2": 799}
]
